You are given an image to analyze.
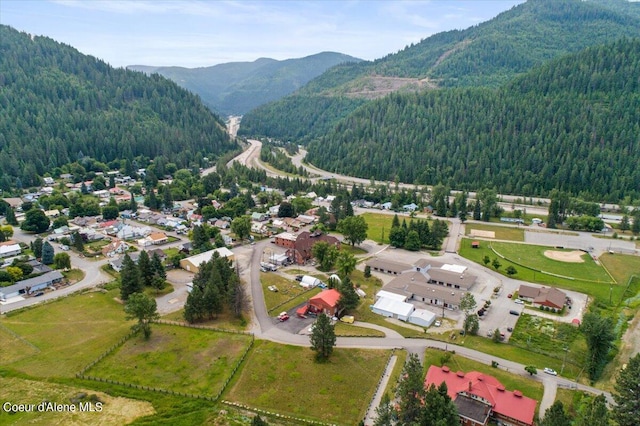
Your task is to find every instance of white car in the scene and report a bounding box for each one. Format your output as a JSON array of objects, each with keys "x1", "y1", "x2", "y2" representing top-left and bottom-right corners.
[
  {"x1": 514, "y1": 299, "x2": 524, "y2": 305},
  {"x1": 543, "y1": 367, "x2": 558, "y2": 376},
  {"x1": 434, "y1": 320, "x2": 441, "y2": 327}
]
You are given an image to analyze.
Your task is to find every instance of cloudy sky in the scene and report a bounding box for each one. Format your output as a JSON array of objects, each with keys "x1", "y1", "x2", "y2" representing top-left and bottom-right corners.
[{"x1": 1, "y1": 0, "x2": 525, "y2": 68}]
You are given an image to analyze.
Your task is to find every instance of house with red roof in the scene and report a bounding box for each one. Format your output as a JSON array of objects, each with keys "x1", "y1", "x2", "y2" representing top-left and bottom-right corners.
[
  {"x1": 308, "y1": 289, "x2": 341, "y2": 317},
  {"x1": 424, "y1": 365, "x2": 537, "y2": 426}
]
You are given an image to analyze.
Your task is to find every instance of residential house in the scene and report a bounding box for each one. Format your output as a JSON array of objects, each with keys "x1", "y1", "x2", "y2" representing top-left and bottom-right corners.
[
  {"x1": 147, "y1": 248, "x2": 168, "y2": 263},
  {"x1": 424, "y1": 365, "x2": 536, "y2": 426},
  {"x1": 0, "y1": 271, "x2": 64, "y2": 301},
  {"x1": 0, "y1": 243, "x2": 21, "y2": 258},
  {"x1": 213, "y1": 219, "x2": 231, "y2": 229},
  {"x1": 251, "y1": 212, "x2": 268, "y2": 222},
  {"x1": 43, "y1": 177, "x2": 55, "y2": 185},
  {"x1": 109, "y1": 252, "x2": 141, "y2": 272},
  {"x1": 273, "y1": 232, "x2": 297, "y2": 249},
  {"x1": 101, "y1": 239, "x2": 129, "y2": 257}
]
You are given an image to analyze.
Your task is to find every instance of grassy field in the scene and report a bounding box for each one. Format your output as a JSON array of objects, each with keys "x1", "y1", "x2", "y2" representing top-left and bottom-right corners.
[
  {"x1": 225, "y1": 340, "x2": 391, "y2": 425},
  {"x1": 0, "y1": 376, "x2": 155, "y2": 425},
  {"x1": 161, "y1": 308, "x2": 249, "y2": 331},
  {"x1": 260, "y1": 272, "x2": 323, "y2": 314},
  {"x1": 334, "y1": 322, "x2": 385, "y2": 337},
  {"x1": 459, "y1": 238, "x2": 626, "y2": 303},
  {"x1": 87, "y1": 324, "x2": 253, "y2": 397},
  {"x1": 0, "y1": 325, "x2": 39, "y2": 364},
  {"x1": 465, "y1": 223, "x2": 525, "y2": 241},
  {"x1": 0, "y1": 289, "x2": 132, "y2": 378},
  {"x1": 422, "y1": 349, "x2": 544, "y2": 402}
]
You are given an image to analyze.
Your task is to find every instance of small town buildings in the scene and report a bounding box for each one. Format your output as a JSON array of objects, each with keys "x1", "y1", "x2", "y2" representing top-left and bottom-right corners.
[
  {"x1": 284, "y1": 231, "x2": 341, "y2": 265},
  {"x1": 366, "y1": 258, "x2": 411, "y2": 275},
  {"x1": 518, "y1": 285, "x2": 567, "y2": 310},
  {"x1": 147, "y1": 248, "x2": 168, "y2": 262},
  {"x1": 251, "y1": 212, "x2": 268, "y2": 222},
  {"x1": 101, "y1": 239, "x2": 129, "y2": 257},
  {"x1": 274, "y1": 232, "x2": 297, "y2": 248},
  {"x1": 308, "y1": 289, "x2": 341, "y2": 317},
  {"x1": 424, "y1": 365, "x2": 537, "y2": 426},
  {"x1": 371, "y1": 295, "x2": 415, "y2": 321},
  {"x1": 0, "y1": 271, "x2": 64, "y2": 301},
  {"x1": 179, "y1": 247, "x2": 234, "y2": 274},
  {"x1": 109, "y1": 252, "x2": 141, "y2": 272},
  {"x1": 299, "y1": 275, "x2": 321, "y2": 289}
]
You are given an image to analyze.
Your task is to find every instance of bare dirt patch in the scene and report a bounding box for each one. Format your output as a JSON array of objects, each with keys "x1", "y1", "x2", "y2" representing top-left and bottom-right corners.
[
  {"x1": 543, "y1": 250, "x2": 585, "y2": 263},
  {"x1": 469, "y1": 230, "x2": 496, "y2": 239}
]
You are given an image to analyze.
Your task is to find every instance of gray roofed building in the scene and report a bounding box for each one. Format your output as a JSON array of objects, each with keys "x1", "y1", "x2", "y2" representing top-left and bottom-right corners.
[
  {"x1": 454, "y1": 394, "x2": 491, "y2": 426},
  {"x1": 384, "y1": 271, "x2": 465, "y2": 310},
  {"x1": 427, "y1": 268, "x2": 476, "y2": 291},
  {"x1": 366, "y1": 258, "x2": 412, "y2": 275},
  {"x1": 0, "y1": 271, "x2": 64, "y2": 301}
]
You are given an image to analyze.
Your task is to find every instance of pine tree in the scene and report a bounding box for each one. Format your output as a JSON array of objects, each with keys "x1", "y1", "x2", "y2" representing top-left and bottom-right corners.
[
  {"x1": 396, "y1": 353, "x2": 425, "y2": 424},
  {"x1": 151, "y1": 252, "x2": 166, "y2": 280},
  {"x1": 612, "y1": 353, "x2": 640, "y2": 426},
  {"x1": 310, "y1": 313, "x2": 336, "y2": 361},
  {"x1": 137, "y1": 250, "x2": 153, "y2": 288},
  {"x1": 473, "y1": 199, "x2": 481, "y2": 220},
  {"x1": 5, "y1": 206, "x2": 17, "y2": 225},
  {"x1": 120, "y1": 253, "x2": 142, "y2": 301},
  {"x1": 32, "y1": 237, "x2": 44, "y2": 259},
  {"x1": 72, "y1": 230, "x2": 84, "y2": 252},
  {"x1": 41, "y1": 241, "x2": 55, "y2": 265},
  {"x1": 541, "y1": 401, "x2": 572, "y2": 426}
]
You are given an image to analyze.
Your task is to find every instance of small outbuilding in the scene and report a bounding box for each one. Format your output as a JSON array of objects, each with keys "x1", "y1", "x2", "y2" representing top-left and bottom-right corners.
[
  {"x1": 408, "y1": 309, "x2": 436, "y2": 327},
  {"x1": 299, "y1": 275, "x2": 321, "y2": 289},
  {"x1": 371, "y1": 296, "x2": 415, "y2": 321}
]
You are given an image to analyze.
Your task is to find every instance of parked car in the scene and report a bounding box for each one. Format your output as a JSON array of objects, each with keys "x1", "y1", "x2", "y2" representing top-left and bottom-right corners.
[
  {"x1": 34, "y1": 291, "x2": 44, "y2": 297},
  {"x1": 434, "y1": 320, "x2": 441, "y2": 327},
  {"x1": 277, "y1": 312, "x2": 289, "y2": 322},
  {"x1": 507, "y1": 293, "x2": 513, "y2": 298},
  {"x1": 507, "y1": 327, "x2": 513, "y2": 332},
  {"x1": 509, "y1": 310, "x2": 520, "y2": 316},
  {"x1": 339, "y1": 315, "x2": 355, "y2": 324},
  {"x1": 295, "y1": 275, "x2": 303, "y2": 282},
  {"x1": 267, "y1": 285, "x2": 278, "y2": 292},
  {"x1": 514, "y1": 299, "x2": 524, "y2": 305},
  {"x1": 543, "y1": 367, "x2": 558, "y2": 376}
]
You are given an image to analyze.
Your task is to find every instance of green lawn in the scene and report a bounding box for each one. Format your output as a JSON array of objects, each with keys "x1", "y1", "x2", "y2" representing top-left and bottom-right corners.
[
  {"x1": 465, "y1": 223, "x2": 525, "y2": 241},
  {"x1": 87, "y1": 324, "x2": 253, "y2": 397},
  {"x1": 225, "y1": 340, "x2": 391, "y2": 425},
  {"x1": 423, "y1": 349, "x2": 544, "y2": 403},
  {"x1": 161, "y1": 308, "x2": 250, "y2": 331},
  {"x1": 334, "y1": 322, "x2": 385, "y2": 337},
  {"x1": 0, "y1": 290, "x2": 131, "y2": 378},
  {"x1": 459, "y1": 238, "x2": 625, "y2": 304}
]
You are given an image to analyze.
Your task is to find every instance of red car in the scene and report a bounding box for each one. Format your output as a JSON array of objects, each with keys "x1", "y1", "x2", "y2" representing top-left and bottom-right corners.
[
  {"x1": 507, "y1": 294, "x2": 513, "y2": 298},
  {"x1": 278, "y1": 312, "x2": 289, "y2": 322}
]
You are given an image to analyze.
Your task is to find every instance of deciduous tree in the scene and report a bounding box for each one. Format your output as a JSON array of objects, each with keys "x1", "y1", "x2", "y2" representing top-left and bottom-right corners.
[
  {"x1": 337, "y1": 215, "x2": 368, "y2": 246},
  {"x1": 612, "y1": 353, "x2": 640, "y2": 426},
  {"x1": 124, "y1": 292, "x2": 159, "y2": 340}
]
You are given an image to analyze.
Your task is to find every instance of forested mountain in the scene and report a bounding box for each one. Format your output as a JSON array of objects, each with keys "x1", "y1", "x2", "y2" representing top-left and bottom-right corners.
[
  {"x1": 239, "y1": 0, "x2": 640, "y2": 142},
  {"x1": 128, "y1": 52, "x2": 361, "y2": 116},
  {"x1": 0, "y1": 25, "x2": 237, "y2": 189},
  {"x1": 305, "y1": 38, "x2": 640, "y2": 202}
]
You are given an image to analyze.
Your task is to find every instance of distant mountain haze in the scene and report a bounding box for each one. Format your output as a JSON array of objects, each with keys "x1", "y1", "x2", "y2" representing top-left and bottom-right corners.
[{"x1": 128, "y1": 52, "x2": 362, "y2": 116}]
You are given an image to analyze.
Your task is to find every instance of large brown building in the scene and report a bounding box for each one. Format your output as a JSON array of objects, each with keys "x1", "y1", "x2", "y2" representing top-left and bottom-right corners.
[{"x1": 275, "y1": 231, "x2": 340, "y2": 265}]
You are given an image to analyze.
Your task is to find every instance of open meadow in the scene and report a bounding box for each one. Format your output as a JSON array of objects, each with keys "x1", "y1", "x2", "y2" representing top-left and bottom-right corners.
[
  {"x1": 86, "y1": 324, "x2": 253, "y2": 397},
  {"x1": 465, "y1": 223, "x2": 525, "y2": 241},
  {"x1": 225, "y1": 340, "x2": 391, "y2": 426},
  {"x1": 0, "y1": 289, "x2": 132, "y2": 378}
]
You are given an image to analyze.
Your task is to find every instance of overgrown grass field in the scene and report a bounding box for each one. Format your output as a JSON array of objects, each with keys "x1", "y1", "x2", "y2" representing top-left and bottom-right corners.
[
  {"x1": 225, "y1": 340, "x2": 391, "y2": 425},
  {"x1": 87, "y1": 324, "x2": 253, "y2": 397},
  {"x1": 0, "y1": 290, "x2": 131, "y2": 377}
]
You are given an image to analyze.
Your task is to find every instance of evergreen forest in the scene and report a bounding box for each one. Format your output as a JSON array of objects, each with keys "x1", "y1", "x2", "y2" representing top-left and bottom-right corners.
[
  {"x1": 0, "y1": 25, "x2": 238, "y2": 189},
  {"x1": 305, "y1": 39, "x2": 640, "y2": 201}
]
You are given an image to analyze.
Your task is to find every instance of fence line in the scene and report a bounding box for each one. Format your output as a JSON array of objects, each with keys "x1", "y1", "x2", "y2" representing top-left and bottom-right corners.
[
  {"x1": 363, "y1": 349, "x2": 396, "y2": 423},
  {"x1": 221, "y1": 400, "x2": 338, "y2": 426},
  {"x1": 153, "y1": 319, "x2": 254, "y2": 336}
]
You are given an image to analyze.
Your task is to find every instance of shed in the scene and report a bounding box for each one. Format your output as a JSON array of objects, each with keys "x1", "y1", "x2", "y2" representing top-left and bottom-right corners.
[
  {"x1": 179, "y1": 247, "x2": 234, "y2": 274},
  {"x1": 300, "y1": 275, "x2": 321, "y2": 289},
  {"x1": 471, "y1": 241, "x2": 480, "y2": 249},
  {"x1": 408, "y1": 309, "x2": 436, "y2": 327}
]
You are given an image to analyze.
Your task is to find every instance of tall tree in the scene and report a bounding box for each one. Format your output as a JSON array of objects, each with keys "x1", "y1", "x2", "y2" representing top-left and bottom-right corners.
[
  {"x1": 120, "y1": 253, "x2": 142, "y2": 301},
  {"x1": 337, "y1": 276, "x2": 359, "y2": 313},
  {"x1": 41, "y1": 241, "x2": 54, "y2": 265},
  {"x1": 336, "y1": 251, "x2": 356, "y2": 278},
  {"x1": 5, "y1": 207, "x2": 18, "y2": 225},
  {"x1": 612, "y1": 353, "x2": 640, "y2": 426},
  {"x1": 32, "y1": 237, "x2": 44, "y2": 259},
  {"x1": 337, "y1": 215, "x2": 368, "y2": 246},
  {"x1": 419, "y1": 382, "x2": 459, "y2": 426},
  {"x1": 231, "y1": 215, "x2": 251, "y2": 241},
  {"x1": 72, "y1": 230, "x2": 84, "y2": 252},
  {"x1": 460, "y1": 293, "x2": 477, "y2": 334},
  {"x1": 574, "y1": 394, "x2": 609, "y2": 426},
  {"x1": 20, "y1": 209, "x2": 50, "y2": 233},
  {"x1": 53, "y1": 252, "x2": 71, "y2": 270},
  {"x1": 151, "y1": 252, "x2": 166, "y2": 280},
  {"x1": 540, "y1": 401, "x2": 572, "y2": 426},
  {"x1": 310, "y1": 313, "x2": 336, "y2": 361},
  {"x1": 124, "y1": 292, "x2": 159, "y2": 340},
  {"x1": 582, "y1": 312, "x2": 615, "y2": 381},
  {"x1": 396, "y1": 353, "x2": 425, "y2": 424},
  {"x1": 137, "y1": 250, "x2": 153, "y2": 288}
]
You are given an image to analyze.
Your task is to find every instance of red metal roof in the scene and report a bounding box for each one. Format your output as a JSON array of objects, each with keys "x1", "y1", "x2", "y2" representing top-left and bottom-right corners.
[
  {"x1": 309, "y1": 289, "x2": 341, "y2": 308},
  {"x1": 425, "y1": 365, "x2": 536, "y2": 426}
]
